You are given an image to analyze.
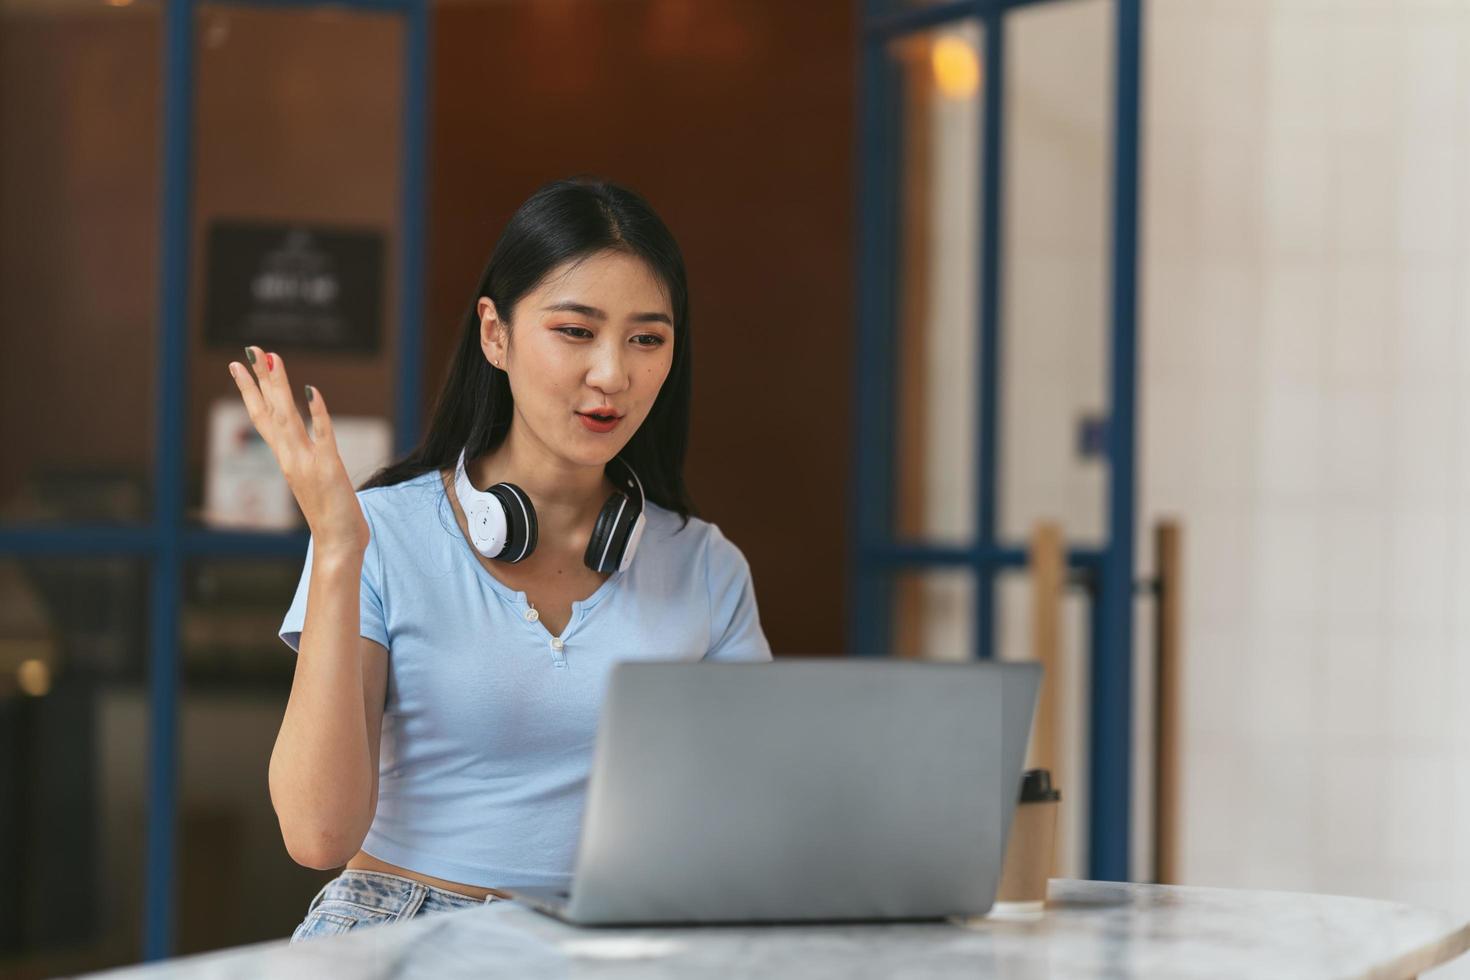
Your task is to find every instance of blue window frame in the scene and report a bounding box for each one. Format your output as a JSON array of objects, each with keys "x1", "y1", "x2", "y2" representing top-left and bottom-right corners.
[{"x1": 850, "y1": 0, "x2": 1143, "y2": 882}]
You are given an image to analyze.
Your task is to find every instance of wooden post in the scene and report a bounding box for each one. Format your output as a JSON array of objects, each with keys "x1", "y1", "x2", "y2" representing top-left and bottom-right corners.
[
  {"x1": 1027, "y1": 523, "x2": 1064, "y2": 779},
  {"x1": 1027, "y1": 522, "x2": 1065, "y2": 878},
  {"x1": 1154, "y1": 520, "x2": 1183, "y2": 884}
]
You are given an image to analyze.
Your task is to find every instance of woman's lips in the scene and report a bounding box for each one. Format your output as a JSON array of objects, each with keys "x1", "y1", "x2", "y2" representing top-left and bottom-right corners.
[{"x1": 576, "y1": 411, "x2": 621, "y2": 434}]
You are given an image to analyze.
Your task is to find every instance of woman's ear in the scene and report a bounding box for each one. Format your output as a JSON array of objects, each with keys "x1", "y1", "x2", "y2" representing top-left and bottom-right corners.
[{"x1": 478, "y1": 297, "x2": 508, "y2": 368}]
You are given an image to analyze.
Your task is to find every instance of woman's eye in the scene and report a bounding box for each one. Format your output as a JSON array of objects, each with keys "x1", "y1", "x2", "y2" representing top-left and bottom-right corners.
[{"x1": 555, "y1": 326, "x2": 664, "y2": 347}]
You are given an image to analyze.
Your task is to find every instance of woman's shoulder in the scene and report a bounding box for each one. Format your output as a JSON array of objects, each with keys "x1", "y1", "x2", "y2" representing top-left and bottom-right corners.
[
  {"x1": 640, "y1": 499, "x2": 705, "y2": 542},
  {"x1": 639, "y1": 501, "x2": 750, "y2": 570},
  {"x1": 354, "y1": 469, "x2": 444, "y2": 506},
  {"x1": 349, "y1": 470, "x2": 449, "y2": 537}
]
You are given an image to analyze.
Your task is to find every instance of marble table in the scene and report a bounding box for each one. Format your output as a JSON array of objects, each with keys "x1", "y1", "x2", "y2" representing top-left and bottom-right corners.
[{"x1": 91, "y1": 879, "x2": 1470, "y2": 979}]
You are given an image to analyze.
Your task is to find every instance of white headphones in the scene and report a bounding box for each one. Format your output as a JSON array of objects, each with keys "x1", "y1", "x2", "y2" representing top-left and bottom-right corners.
[{"x1": 453, "y1": 447, "x2": 648, "y2": 573}]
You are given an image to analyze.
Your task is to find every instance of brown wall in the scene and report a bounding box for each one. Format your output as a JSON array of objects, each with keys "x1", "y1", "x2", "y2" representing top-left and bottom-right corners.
[
  {"x1": 0, "y1": 8, "x2": 162, "y2": 518},
  {"x1": 429, "y1": 0, "x2": 856, "y2": 656}
]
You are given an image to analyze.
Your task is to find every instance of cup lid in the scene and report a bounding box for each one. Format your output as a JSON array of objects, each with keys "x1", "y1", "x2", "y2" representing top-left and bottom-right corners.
[{"x1": 1020, "y1": 768, "x2": 1062, "y2": 802}]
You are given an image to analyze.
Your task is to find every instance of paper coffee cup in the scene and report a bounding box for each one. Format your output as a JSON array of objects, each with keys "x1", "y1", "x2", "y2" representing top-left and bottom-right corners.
[{"x1": 992, "y1": 768, "x2": 1061, "y2": 913}]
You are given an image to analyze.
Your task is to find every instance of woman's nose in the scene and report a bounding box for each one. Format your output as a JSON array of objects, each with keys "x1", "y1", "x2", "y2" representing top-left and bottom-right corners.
[{"x1": 586, "y1": 342, "x2": 630, "y2": 393}]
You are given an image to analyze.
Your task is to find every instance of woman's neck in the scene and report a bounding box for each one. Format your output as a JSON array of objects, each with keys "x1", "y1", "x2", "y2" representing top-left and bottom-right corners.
[{"x1": 467, "y1": 426, "x2": 613, "y2": 552}]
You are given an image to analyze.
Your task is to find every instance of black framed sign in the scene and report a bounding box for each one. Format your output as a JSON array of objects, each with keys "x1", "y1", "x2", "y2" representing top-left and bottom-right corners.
[{"x1": 204, "y1": 220, "x2": 385, "y2": 352}]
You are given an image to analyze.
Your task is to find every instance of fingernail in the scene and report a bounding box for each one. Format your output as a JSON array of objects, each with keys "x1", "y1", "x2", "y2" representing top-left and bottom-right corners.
[
  {"x1": 305, "y1": 385, "x2": 314, "y2": 403},
  {"x1": 266, "y1": 353, "x2": 274, "y2": 370},
  {"x1": 244, "y1": 347, "x2": 256, "y2": 365}
]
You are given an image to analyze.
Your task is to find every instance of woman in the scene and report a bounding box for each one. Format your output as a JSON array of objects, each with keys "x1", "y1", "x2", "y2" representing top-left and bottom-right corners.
[{"x1": 227, "y1": 177, "x2": 772, "y2": 942}]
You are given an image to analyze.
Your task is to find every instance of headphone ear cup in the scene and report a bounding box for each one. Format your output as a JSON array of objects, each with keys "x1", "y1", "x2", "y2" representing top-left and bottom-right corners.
[
  {"x1": 584, "y1": 492, "x2": 634, "y2": 573},
  {"x1": 463, "y1": 495, "x2": 509, "y2": 558},
  {"x1": 488, "y1": 482, "x2": 538, "y2": 563}
]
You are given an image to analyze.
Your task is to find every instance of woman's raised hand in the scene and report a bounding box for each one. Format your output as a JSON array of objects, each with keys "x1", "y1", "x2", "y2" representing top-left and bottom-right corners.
[{"x1": 227, "y1": 347, "x2": 370, "y2": 556}]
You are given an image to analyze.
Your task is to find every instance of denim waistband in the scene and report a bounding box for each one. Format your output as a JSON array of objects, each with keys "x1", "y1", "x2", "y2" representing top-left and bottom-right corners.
[{"x1": 330, "y1": 868, "x2": 503, "y2": 907}]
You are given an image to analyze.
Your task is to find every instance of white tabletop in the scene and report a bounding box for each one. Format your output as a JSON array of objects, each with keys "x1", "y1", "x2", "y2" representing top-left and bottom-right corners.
[{"x1": 91, "y1": 879, "x2": 1470, "y2": 979}]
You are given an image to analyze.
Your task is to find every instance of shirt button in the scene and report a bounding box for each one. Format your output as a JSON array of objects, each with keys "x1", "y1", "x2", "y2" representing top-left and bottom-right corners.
[
  {"x1": 525, "y1": 608, "x2": 539, "y2": 623},
  {"x1": 551, "y1": 638, "x2": 564, "y2": 651}
]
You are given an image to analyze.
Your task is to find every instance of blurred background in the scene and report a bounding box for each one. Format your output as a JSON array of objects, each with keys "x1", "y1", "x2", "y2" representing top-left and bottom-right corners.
[{"x1": 2, "y1": 0, "x2": 1468, "y2": 975}]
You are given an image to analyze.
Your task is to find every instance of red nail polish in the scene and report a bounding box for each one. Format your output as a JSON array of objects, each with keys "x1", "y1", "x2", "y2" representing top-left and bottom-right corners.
[{"x1": 266, "y1": 353, "x2": 274, "y2": 370}]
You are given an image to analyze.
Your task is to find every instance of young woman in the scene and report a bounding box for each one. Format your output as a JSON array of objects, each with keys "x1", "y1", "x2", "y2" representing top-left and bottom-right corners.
[{"x1": 226, "y1": 177, "x2": 772, "y2": 942}]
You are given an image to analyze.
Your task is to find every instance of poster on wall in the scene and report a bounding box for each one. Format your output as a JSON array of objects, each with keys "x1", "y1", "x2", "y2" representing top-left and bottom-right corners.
[
  {"x1": 200, "y1": 398, "x2": 392, "y2": 530},
  {"x1": 204, "y1": 220, "x2": 384, "y2": 352}
]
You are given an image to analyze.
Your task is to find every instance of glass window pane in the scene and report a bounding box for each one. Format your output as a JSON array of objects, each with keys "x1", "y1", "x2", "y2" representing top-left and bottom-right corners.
[
  {"x1": 892, "y1": 567, "x2": 975, "y2": 660},
  {"x1": 1000, "y1": 0, "x2": 1112, "y2": 547},
  {"x1": 0, "y1": 556, "x2": 148, "y2": 975},
  {"x1": 0, "y1": 0, "x2": 162, "y2": 528},
  {"x1": 176, "y1": 556, "x2": 328, "y2": 953},
  {"x1": 175, "y1": 2, "x2": 406, "y2": 953},
  {"x1": 886, "y1": 20, "x2": 983, "y2": 547},
  {"x1": 187, "y1": 3, "x2": 402, "y2": 531}
]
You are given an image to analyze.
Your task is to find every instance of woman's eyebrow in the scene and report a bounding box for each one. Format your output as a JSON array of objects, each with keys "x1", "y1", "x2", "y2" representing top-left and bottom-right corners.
[{"x1": 541, "y1": 300, "x2": 672, "y2": 326}]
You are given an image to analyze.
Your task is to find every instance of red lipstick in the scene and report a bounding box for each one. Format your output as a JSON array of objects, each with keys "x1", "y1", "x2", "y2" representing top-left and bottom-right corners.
[{"x1": 576, "y1": 411, "x2": 621, "y2": 434}]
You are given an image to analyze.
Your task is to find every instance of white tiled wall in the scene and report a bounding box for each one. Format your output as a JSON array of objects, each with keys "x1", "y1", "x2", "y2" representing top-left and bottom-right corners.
[{"x1": 1136, "y1": 2, "x2": 1470, "y2": 972}]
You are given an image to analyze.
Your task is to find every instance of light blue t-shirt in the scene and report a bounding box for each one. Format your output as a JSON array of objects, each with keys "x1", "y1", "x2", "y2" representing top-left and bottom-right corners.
[{"x1": 278, "y1": 468, "x2": 772, "y2": 888}]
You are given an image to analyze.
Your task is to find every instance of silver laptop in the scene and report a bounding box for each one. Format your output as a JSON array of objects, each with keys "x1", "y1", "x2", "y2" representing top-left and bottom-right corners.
[{"x1": 504, "y1": 658, "x2": 1042, "y2": 926}]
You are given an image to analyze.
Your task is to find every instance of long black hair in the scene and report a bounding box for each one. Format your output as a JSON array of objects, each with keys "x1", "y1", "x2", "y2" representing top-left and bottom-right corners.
[{"x1": 359, "y1": 176, "x2": 695, "y2": 527}]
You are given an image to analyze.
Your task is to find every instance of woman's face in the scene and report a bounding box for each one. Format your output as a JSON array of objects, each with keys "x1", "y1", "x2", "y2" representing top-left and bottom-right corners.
[{"x1": 480, "y1": 249, "x2": 676, "y2": 468}]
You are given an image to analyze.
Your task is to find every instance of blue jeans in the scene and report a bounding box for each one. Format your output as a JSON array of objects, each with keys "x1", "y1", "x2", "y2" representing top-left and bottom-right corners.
[{"x1": 290, "y1": 869, "x2": 505, "y2": 943}]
